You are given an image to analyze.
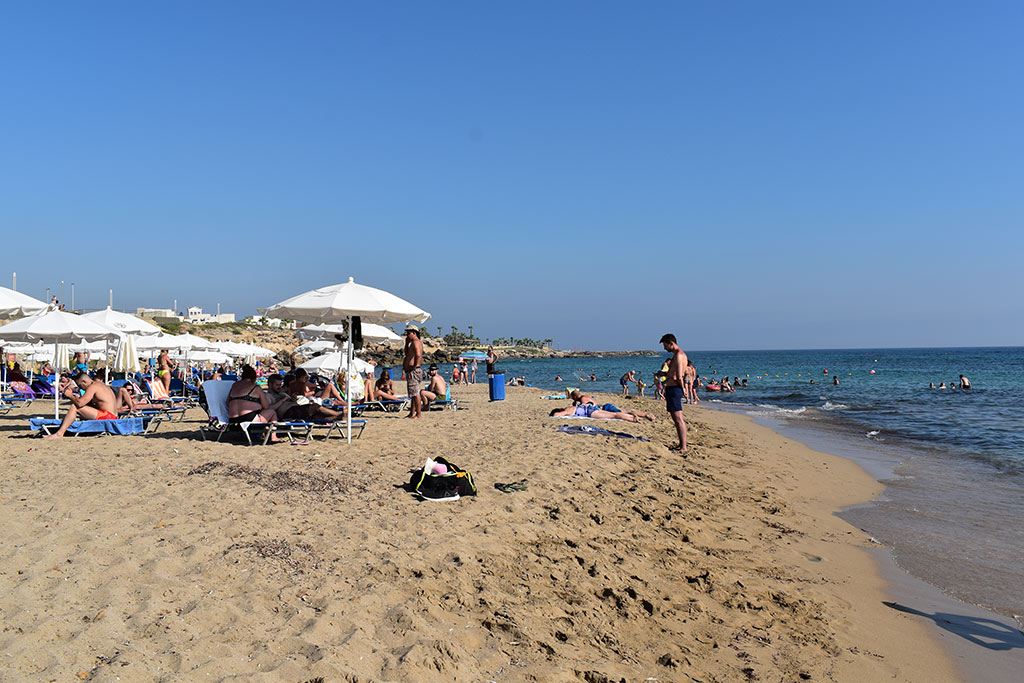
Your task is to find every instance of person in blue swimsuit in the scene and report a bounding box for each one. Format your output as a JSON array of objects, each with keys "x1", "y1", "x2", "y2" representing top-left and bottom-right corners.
[{"x1": 549, "y1": 402, "x2": 655, "y2": 422}]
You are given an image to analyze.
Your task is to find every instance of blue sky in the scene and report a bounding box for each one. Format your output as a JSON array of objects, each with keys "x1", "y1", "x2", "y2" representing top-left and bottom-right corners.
[{"x1": 2, "y1": 1, "x2": 1022, "y2": 350}]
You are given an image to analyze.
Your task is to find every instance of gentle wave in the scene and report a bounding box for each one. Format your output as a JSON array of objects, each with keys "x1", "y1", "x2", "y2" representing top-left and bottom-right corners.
[{"x1": 821, "y1": 401, "x2": 849, "y2": 411}]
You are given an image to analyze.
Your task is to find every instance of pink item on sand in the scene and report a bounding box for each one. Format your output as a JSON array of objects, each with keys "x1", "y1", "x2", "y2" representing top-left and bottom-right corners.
[{"x1": 432, "y1": 463, "x2": 448, "y2": 474}]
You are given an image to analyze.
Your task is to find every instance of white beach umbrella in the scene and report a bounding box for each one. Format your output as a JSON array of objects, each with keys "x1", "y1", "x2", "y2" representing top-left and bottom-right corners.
[
  {"x1": 294, "y1": 340, "x2": 336, "y2": 357},
  {"x1": 296, "y1": 321, "x2": 402, "y2": 343},
  {"x1": 170, "y1": 333, "x2": 214, "y2": 351},
  {"x1": 135, "y1": 333, "x2": 178, "y2": 351},
  {"x1": 265, "y1": 277, "x2": 430, "y2": 443},
  {"x1": 0, "y1": 287, "x2": 49, "y2": 320},
  {"x1": 0, "y1": 310, "x2": 120, "y2": 417},
  {"x1": 113, "y1": 334, "x2": 141, "y2": 376},
  {"x1": 174, "y1": 350, "x2": 229, "y2": 364},
  {"x1": 297, "y1": 351, "x2": 374, "y2": 375},
  {"x1": 81, "y1": 307, "x2": 161, "y2": 335},
  {"x1": 215, "y1": 341, "x2": 252, "y2": 358}
]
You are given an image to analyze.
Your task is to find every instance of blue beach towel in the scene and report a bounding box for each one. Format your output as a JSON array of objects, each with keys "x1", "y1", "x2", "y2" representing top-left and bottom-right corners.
[
  {"x1": 556, "y1": 424, "x2": 649, "y2": 441},
  {"x1": 30, "y1": 417, "x2": 146, "y2": 435}
]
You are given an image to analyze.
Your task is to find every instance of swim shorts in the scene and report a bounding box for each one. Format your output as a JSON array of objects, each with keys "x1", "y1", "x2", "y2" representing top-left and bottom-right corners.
[
  {"x1": 95, "y1": 410, "x2": 117, "y2": 420},
  {"x1": 601, "y1": 403, "x2": 621, "y2": 413},
  {"x1": 665, "y1": 386, "x2": 684, "y2": 413},
  {"x1": 574, "y1": 404, "x2": 598, "y2": 418},
  {"x1": 406, "y1": 367, "x2": 424, "y2": 396}
]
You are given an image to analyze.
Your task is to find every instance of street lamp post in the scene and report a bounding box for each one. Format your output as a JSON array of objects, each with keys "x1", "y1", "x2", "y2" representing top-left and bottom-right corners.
[
  {"x1": 72, "y1": 283, "x2": 75, "y2": 312},
  {"x1": 46, "y1": 287, "x2": 50, "y2": 303},
  {"x1": 61, "y1": 281, "x2": 64, "y2": 306}
]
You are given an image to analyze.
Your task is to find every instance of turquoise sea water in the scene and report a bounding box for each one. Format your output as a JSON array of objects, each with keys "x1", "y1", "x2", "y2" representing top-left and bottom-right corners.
[{"x1": 446, "y1": 347, "x2": 1024, "y2": 618}]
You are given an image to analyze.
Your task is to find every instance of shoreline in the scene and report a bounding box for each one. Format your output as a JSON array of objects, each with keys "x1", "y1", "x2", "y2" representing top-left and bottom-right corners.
[
  {"x1": 705, "y1": 401, "x2": 1024, "y2": 680},
  {"x1": 0, "y1": 384, "x2": 960, "y2": 679}
]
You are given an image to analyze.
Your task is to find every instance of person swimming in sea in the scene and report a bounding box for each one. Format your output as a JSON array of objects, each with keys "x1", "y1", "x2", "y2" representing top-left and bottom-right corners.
[{"x1": 959, "y1": 374, "x2": 972, "y2": 389}]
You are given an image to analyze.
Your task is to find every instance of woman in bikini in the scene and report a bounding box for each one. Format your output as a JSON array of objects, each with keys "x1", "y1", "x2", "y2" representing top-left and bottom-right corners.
[{"x1": 227, "y1": 365, "x2": 279, "y2": 439}]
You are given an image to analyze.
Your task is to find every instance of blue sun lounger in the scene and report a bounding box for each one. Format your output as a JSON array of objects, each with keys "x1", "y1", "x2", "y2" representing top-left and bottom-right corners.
[{"x1": 30, "y1": 416, "x2": 148, "y2": 436}]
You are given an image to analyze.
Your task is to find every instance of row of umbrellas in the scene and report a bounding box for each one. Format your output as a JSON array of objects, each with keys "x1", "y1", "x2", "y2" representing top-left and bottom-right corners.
[{"x1": 1, "y1": 279, "x2": 432, "y2": 439}]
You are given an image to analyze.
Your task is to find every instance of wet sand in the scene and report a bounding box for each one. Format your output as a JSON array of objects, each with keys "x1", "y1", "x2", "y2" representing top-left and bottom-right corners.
[{"x1": 0, "y1": 383, "x2": 957, "y2": 681}]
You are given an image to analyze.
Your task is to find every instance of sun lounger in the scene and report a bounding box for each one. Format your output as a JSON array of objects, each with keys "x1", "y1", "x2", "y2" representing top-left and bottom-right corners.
[
  {"x1": 197, "y1": 380, "x2": 311, "y2": 446},
  {"x1": 146, "y1": 379, "x2": 196, "y2": 408},
  {"x1": 29, "y1": 416, "x2": 151, "y2": 436}
]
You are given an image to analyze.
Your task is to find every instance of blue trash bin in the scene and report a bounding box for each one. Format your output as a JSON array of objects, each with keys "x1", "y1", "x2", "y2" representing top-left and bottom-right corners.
[{"x1": 488, "y1": 373, "x2": 506, "y2": 401}]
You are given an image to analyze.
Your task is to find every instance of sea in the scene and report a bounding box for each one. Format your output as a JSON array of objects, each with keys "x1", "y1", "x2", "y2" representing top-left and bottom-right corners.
[{"x1": 454, "y1": 347, "x2": 1024, "y2": 621}]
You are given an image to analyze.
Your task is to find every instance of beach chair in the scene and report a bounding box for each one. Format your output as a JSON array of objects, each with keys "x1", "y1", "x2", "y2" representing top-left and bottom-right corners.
[
  {"x1": 426, "y1": 386, "x2": 459, "y2": 411},
  {"x1": 146, "y1": 378, "x2": 195, "y2": 408},
  {"x1": 29, "y1": 415, "x2": 157, "y2": 437},
  {"x1": 197, "y1": 380, "x2": 311, "y2": 446}
]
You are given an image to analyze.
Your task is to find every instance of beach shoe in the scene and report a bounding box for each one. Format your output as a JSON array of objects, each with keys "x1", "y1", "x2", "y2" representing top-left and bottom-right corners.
[
  {"x1": 494, "y1": 479, "x2": 528, "y2": 493},
  {"x1": 418, "y1": 486, "x2": 460, "y2": 502}
]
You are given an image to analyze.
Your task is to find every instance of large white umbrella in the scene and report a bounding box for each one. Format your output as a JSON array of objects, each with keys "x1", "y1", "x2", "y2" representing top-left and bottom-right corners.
[
  {"x1": 215, "y1": 341, "x2": 252, "y2": 358},
  {"x1": 297, "y1": 352, "x2": 374, "y2": 375},
  {"x1": 134, "y1": 333, "x2": 178, "y2": 351},
  {"x1": 81, "y1": 309, "x2": 160, "y2": 377},
  {"x1": 296, "y1": 321, "x2": 401, "y2": 343},
  {"x1": 294, "y1": 340, "x2": 336, "y2": 357},
  {"x1": 81, "y1": 307, "x2": 161, "y2": 335},
  {"x1": 171, "y1": 333, "x2": 214, "y2": 351},
  {"x1": 265, "y1": 277, "x2": 430, "y2": 443},
  {"x1": 0, "y1": 310, "x2": 120, "y2": 417},
  {"x1": 0, "y1": 287, "x2": 49, "y2": 320}
]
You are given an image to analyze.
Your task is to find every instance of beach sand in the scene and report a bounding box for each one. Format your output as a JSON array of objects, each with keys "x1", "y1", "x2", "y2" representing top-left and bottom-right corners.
[{"x1": 0, "y1": 383, "x2": 957, "y2": 681}]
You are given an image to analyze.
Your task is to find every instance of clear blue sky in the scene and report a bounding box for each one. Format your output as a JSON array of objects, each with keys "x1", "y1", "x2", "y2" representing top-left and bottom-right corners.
[{"x1": 2, "y1": 1, "x2": 1021, "y2": 350}]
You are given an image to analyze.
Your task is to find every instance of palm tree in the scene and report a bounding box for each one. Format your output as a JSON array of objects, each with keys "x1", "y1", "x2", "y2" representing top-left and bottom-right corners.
[
  {"x1": 437, "y1": 326, "x2": 443, "y2": 339},
  {"x1": 468, "y1": 325, "x2": 474, "y2": 340}
]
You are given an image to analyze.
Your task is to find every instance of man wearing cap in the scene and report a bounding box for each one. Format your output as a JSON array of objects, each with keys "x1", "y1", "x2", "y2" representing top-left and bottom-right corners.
[{"x1": 404, "y1": 325, "x2": 424, "y2": 419}]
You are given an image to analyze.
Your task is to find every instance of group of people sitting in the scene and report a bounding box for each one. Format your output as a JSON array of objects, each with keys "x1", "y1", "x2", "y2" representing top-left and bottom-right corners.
[{"x1": 225, "y1": 366, "x2": 347, "y2": 429}]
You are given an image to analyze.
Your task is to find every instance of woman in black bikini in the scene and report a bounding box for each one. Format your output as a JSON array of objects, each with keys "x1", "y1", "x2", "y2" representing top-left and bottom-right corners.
[{"x1": 227, "y1": 365, "x2": 279, "y2": 435}]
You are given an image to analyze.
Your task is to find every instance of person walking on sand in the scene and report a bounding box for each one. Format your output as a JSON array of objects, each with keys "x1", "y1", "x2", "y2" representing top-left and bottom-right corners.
[
  {"x1": 620, "y1": 370, "x2": 636, "y2": 397},
  {"x1": 660, "y1": 333, "x2": 688, "y2": 452},
  {"x1": 404, "y1": 325, "x2": 424, "y2": 419},
  {"x1": 43, "y1": 372, "x2": 119, "y2": 438},
  {"x1": 470, "y1": 358, "x2": 478, "y2": 384}
]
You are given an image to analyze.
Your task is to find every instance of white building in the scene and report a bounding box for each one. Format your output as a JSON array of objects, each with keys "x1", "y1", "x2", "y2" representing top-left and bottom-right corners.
[
  {"x1": 186, "y1": 306, "x2": 236, "y2": 324},
  {"x1": 246, "y1": 315, "x2": 295, "y2": 329}
]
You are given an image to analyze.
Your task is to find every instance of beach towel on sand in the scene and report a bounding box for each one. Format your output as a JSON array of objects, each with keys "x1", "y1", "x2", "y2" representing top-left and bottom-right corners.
[
  {"x1": 30, "y1": 417, "x2": 146, "y2": 435},
  {"x1": 556, "y1": 424, "x2": 648, "y2": 441}
]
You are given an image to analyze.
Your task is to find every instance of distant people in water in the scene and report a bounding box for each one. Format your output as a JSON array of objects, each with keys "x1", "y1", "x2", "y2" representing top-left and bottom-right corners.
[
  {"x1": 589, "y1": 373, "x2": 596, "y2": 381},
  {"x1": 741, "y1": 379, "x2": 748, "y2": 386},
  {"x1": 508, "y1": 376, "x2": 526, "y2": 386},
  {"x1": 634, "y1": 371, "x2": 647, "y2": 398},
  {"x1": 555, "y1": 375, "x2": 563, "y2": 382},
  {"x1": 959, "y1": 375, "x2": 971, "y2": 389},
  {"x1": 833, "y1": 376, "x2": 839, "y2": 385},
  {"x1": 938, "y1": 382, "x2": 947, "y2": 389},
  {"x1": 929, "y1": 382, "x2": 935, "y2": 389},
  {"x1": 810, "y1": 379, "x2": 815, "y2": 384}
]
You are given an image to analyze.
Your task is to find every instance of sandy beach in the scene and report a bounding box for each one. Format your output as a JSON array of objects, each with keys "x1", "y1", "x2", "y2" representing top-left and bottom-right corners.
[{"x1": 0, "y1": 383, "x2": 957, "y2": 681}]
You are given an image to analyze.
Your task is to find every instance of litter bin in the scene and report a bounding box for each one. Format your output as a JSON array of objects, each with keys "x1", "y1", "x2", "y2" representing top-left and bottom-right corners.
[{"x1": 488, "y1": 373, "x2": 506, "y2": 401}]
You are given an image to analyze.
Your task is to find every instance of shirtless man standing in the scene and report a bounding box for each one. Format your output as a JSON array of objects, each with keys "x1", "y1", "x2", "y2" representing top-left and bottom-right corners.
[
  {"x1": 44, "y1": 372, "x2": 119, "y2": 438},
  {"x1": 620, "y1": 370, "x2": 636, "y2": 396},
  {"x1": 404, "y1": 325, "x2": 424, "y2": 419},
  {"x1": 660, "y1": 333, "x2": 688, "y2": 452}
]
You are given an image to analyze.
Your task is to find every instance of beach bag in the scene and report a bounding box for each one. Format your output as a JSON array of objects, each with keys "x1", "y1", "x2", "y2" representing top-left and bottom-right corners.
[{"x1": 409, "y1": 457, "x2": 477, "y2": 498}]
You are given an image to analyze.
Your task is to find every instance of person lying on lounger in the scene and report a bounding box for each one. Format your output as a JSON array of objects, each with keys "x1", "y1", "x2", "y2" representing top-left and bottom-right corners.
[
  {"x1": 549, "y1": 403, "x2": 655, "y2": 422},
  {"x1": 43, "y1": 371, "x2": 120, "y2": 438},
  {"x1": 420, "y1": 364, "x2": 448, "y2": 409},
  {"x1": 283, "y1": 369, "x2": 344, "y2": 421}
]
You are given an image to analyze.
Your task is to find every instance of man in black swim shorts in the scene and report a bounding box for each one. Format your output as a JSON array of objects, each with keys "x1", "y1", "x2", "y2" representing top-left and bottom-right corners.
[{"x1": 660, "y1": 333, "x2": 688, "y2": 452}]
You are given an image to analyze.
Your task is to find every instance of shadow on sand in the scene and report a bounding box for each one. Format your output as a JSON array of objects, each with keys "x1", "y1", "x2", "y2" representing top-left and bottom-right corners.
[{"x1": 884, "y1": 601, "x2": 1024, "y2": 651}]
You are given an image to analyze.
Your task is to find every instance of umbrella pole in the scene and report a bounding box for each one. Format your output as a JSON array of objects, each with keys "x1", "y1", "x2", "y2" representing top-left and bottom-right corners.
[
  {"x1": 347, "y1": 315, "x2": 352, "y2": 445},
  {"x1": 53, "y1": 341, "x2": 59, "y2": 419}
]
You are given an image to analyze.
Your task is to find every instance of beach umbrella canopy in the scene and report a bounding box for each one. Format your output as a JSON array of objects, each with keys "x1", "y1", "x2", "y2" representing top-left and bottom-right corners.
[
  {"x1": 215, "y1": 341, "x2": 252, "y2": 357},
  {"x1": 170, "y1": 333, "x2": 214, "y2": 351},
  {"x1": 113, "y1": 335, "x2": 141, "y2": 375},
  {"x1": 294, "y1": 340, "x2": 336, "y2": 357},
  {"x1": 82, "y1": 307, "x2": 161, "y2": 335},
  {"x1": 134, "y1": 333, "x2": 178, "y2": 351},
  {"x1": 248, "y1": 345, "x2": 275, "y2": 358},
  {"x1": 0, "y1": 310, "x2": 119, "y2": 417},
  {"x1": 297, "y1": 351, "x2": 373, "y2": 375},
  {"x1": 174, "y1": 350, "x2": 229, "y2": 364},
  {"x1": 459, "y1": 350, "x2": 489, "y2": 361},
  {"x1": 0, "y1": 287, "x2": 49, "y2": 320},
  {"x1": 265, "y1": 277, "x2": 430, "y2": 326},
  {"x1": 0, "y1": 310, "x2": 120, "y2": 345},
  {"x1": 296, "y1": 321, "x2": 401, "y2": 342}
]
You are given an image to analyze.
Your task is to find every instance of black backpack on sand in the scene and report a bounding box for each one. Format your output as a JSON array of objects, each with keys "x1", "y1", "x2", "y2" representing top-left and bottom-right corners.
[{"x1": 409, "y1": 457, "x2": 477, "y2": 498}]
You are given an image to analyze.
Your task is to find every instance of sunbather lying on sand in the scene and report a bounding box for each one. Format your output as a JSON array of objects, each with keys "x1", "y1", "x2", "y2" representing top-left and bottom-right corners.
[{"x1": 549, "y1": 403, "x2": 655, "y2": 422}]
